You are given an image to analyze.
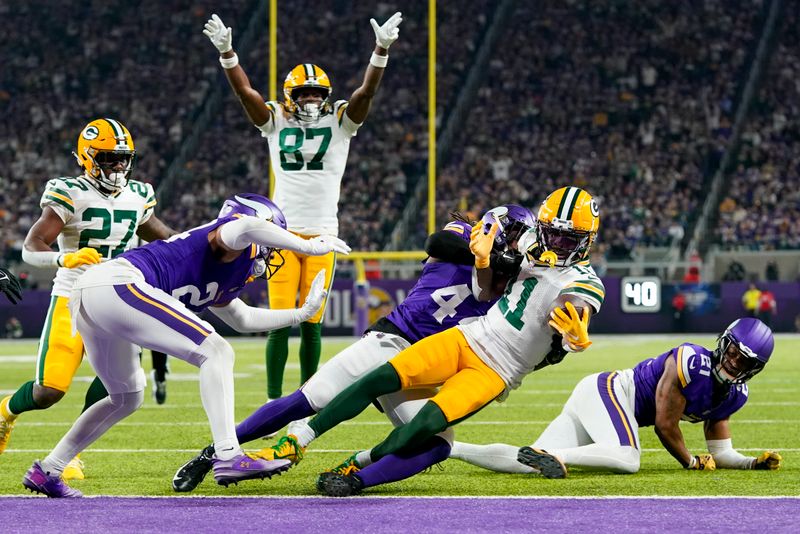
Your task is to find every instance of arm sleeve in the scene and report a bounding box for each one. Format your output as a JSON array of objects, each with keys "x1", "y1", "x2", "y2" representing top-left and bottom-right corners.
[
  {"x1": 218, "y1": 216, "x2": 311, "y2": 254},
  {"x1": 209, "y1": 298, "x2": 301, "y2": 333},
  {"x1": 707, "y1": 438, "x2": 755, "y2": 469},
  {"x1": 255, "y1": 101, "x2": 278, "y2": 137},
  {"x1": 22, "y1": 249, "x2": 61, "y2": 268},
  {"x1": 40, "y1": 181, "x2": 74, "y2": 223},
  {"x1": 425, "y1": 230, "x2": 474, "y2": 266},
  {"x1": 141, "y1": 182, "x2": 157, "y2": 224},
  {"x1": 337, "y1": 101, "x2": 361, "y2": 136}
]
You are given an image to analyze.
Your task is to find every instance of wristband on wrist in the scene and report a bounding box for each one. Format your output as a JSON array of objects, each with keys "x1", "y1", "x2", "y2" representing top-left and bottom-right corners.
[
  {"x1": 370, "y1": 52, "x2": 388, "y2": 68},
  {"x1": 475, "y1": 257, "x2": 490, "y2": 269},
  {"x1": 219, "y1": 53, "x2": 239, "y2": 69},
  {"x1": 686, "y1": 456, "x2": 697, "y2": 469}
]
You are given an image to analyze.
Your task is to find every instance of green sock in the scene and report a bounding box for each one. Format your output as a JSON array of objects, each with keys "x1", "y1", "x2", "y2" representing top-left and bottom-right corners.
[
  {"x1": 309, "y1": 363, "x2": 401, "y2": 437},
  {"x1": 266, "y1": 327, "x2": 291, "y2": 399},
  {"x1": 81, "y1": 376, "x2": 109, "y2": 414},
  {"x1": 371, "y1": 401, "x2": 448, "y2": 461},
  {"x1": 8, "y1": 381, "x2": 41, "y2": 415},
  {"x1": 299, "y1": 322, "x2": 322, "y2": 385}
]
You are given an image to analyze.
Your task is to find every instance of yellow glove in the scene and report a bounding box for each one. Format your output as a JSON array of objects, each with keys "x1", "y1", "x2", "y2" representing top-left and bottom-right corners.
[
  {"x1": 687, "y1": 454, "x2": 716, "y2": 471},
  {"x1": 469, "y1": 221, "x2": 498, "y2": 269},
  {"x1": 549, "y1": 301, "x2": 592, "y2": 352},
  {"x1": 753, "y1": 451, "x2": 782, "y2": 470},
  {"x1": 60, "y1": 248, "x2": 102, "y2": 269}
]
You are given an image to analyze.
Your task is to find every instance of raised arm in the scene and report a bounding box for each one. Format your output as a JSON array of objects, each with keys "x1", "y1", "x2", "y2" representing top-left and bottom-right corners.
[
  {"x1": 215, "y1": 216, "x2": 350, "y2": 257},
  {"x1": 204, "y1": 14, "x2": 272, "y2": 128},
  {"x1": 345, "y1": 11, "x2": 403, "y2": 124}
]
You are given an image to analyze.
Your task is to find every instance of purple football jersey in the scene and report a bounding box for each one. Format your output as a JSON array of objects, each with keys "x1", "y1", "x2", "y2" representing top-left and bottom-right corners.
[
  {"x1": 386, "y1": 261, "x2": 494, "y2": 344},
  {"x1": 633, "y1": 343, "x2": 749, "y2": 427},
  {"x1": 122, "y1": 217, "x2": 259, "y2": 312}
]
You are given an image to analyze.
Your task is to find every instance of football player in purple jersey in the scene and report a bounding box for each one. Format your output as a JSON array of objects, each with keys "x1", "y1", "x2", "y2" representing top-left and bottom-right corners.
[
  {"x1": 451, "y1": 317, "x2": 783, "y2": 477},
  {"x1": 21, "y1": 194, "x2": 350, "y2": 498},
  {"x1": 171, "y1": 206, "x2": 535, "y2": 493}
]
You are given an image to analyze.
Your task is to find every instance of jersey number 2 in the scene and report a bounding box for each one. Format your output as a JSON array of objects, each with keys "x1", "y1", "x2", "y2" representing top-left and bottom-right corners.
[
  {"x1": 279, "y1": 127, "x2": 332, "y2": 171},
  {"x1": 78, "y1": 208, "x2": 138, "y2": 258}
]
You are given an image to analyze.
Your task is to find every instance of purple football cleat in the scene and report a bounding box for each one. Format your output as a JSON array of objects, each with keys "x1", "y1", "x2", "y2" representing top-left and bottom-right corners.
[
  {"x1": 22, "y1": 461, "x2": 83, "y2": 498},
  {"x1": 212, "y1": 452, "x2": 292, "y2": 487}
]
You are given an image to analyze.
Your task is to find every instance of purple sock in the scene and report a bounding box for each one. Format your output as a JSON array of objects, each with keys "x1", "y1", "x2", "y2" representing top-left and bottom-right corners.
[
  {"x1": 356, "y1": 436, "x2": 451, "y2": 489},
  {"x1": 235, "y1": 389, "x2": 315, "y2": 444}
]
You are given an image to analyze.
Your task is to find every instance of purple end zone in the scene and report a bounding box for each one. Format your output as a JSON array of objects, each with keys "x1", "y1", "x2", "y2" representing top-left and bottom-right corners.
[{"x1": 6, "y1": 497, "x2": 798, "y2": 533}]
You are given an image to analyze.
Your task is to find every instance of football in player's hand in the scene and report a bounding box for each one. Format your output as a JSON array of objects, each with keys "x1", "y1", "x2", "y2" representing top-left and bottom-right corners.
[{"x1": 551, "y1": 294, "x2": 586, "y2": 319}]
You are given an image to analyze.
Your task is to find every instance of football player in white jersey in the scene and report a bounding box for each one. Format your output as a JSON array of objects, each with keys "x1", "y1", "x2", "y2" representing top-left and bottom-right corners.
[
  {"x1": 203, "y1": 11, "x2": 402, "y2": 405},
  {"x1": 0, "y1": 119, "x2": 174, "y2": 480},
  {"x1": 275, "y1": 187, "x2": 606, "y2": 496}
]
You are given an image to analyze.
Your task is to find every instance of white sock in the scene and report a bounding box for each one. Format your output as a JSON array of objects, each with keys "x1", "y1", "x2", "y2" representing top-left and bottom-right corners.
[
  {"x1": 41, "y1": 391, "x2": 143, "y2": 475},
  {"x1": 450, "y1": 441, "x2": 536, "y2": 474},
  {"x1": 291, "y1": 421, "x2": 317, "y2": 448},
  {"x1": 355, "y1": 449, "x2": 373, "y2": 467},
  {"x1": 548, "y1": 444, "x2": 639, "y2": 474},
  {"x1": 198, "y1": 348, "x2": 240, "y2": 460}
]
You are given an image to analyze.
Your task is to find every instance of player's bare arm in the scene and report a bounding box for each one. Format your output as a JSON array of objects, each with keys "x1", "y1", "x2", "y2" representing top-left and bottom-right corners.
[
  {"x1": 653, "y1": 355, "x2": 695, "y2": 467},
  {"x1": 204, "y1": 14, "x2": 272, "y2": 127},
  {"x1": 24, "y1": 207, "x2": 65, "y2": 253},
  {"x1": 136, "y1": 214, "x2": 177, "y2": 242},
  {"x1": 22, "y1": 207, "x2": 100, "y2": 268},
  {"x1": 345, "y1": 11, "x2": 402, "y2": 124}
]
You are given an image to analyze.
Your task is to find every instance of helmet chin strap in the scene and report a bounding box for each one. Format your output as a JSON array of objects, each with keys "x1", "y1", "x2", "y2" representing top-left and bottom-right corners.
[{"x1": 298, "y1": 102, "x2": 322, "y2": 121}]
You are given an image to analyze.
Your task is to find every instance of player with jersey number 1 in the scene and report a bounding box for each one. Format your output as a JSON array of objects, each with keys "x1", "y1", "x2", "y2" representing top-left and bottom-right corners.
[
  {"x1": 273, "y1": 186, "x2": 605, "y2": 496},
  {"x1": 203, "y1": 10, "x2": 402, "y2": 408},
  {"x1": 21, "y1": 194, "x2": 350, "y2": 498},
  {"x1": 0, "y1": 119, "x2": 175, "y2": 482}
]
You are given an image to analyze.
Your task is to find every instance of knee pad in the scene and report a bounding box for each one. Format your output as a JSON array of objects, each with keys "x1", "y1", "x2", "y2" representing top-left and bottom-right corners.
[
  {"x1": 108, "y1": 391, "x2": 145, "y2": 415},
  {"x1": 188, "y1": 333, "x2": 234, "y2": 367}
]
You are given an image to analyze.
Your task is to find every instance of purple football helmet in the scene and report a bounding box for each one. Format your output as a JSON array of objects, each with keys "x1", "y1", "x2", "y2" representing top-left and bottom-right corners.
[
  {"x1": 712, "y1": 317, "x2": 774, "y2": 384},
  {"x1": 481, "y1": 204, "x2": 535, "y2": 250},
  {"x1": 218, "y1": 193, "x2": 287, "y2": 280},
  {"x1": 442, "y1": 220, "x2": 473, "y2": 243}
]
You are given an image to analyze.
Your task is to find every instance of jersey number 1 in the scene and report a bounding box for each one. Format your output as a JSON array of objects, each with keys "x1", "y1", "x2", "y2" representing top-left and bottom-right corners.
[{"x1": 497, "y1": 278, "x2": 538, "y2": 331}]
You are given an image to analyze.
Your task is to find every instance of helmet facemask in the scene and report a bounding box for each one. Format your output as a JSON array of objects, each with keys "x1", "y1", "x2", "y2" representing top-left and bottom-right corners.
[
  {"x1": 90, "y1": 149, "x2": 136, "y2": 194},
  {"x1": 290, "y1": 87, "x2": 330, "y2": 122},
  {"x1": 535, "y1": 217, "x2": 595, "y2": 267},
  {"x1": 712, "y1": 333, "x2": 768, "y2": 385}
]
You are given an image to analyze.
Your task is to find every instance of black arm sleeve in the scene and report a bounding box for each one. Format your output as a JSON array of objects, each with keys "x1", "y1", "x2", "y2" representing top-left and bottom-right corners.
[{"x1": 424, "y1": 230, "x2": 474, "y2": 266}]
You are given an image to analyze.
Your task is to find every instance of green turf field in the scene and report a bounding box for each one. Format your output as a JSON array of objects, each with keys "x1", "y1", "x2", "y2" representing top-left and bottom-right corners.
[{"x1": 1, "y1": 334, "x2": 798, "y2": 497}]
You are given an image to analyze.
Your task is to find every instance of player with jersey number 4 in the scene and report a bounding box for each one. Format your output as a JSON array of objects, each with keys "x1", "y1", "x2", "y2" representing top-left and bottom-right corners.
[
  {"x1": 21, "y1": 194, "x2": 350, "y2": 498},
  {"x1": 1, "y1": 119, "x2": 175, "y2": 483},
  {"x1": 203, "y1": 10, "x2": 402, "y2": 408}
]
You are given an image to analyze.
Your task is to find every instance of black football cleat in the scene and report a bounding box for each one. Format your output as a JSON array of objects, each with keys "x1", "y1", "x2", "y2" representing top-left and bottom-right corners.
[
  {"x1": 173, "y1": 444, "x2": 215, "y2": 492},
  {"x1": 316, "y1": 472, "x2": 365, "y2": 497},
  {"x1": 517, "y1": 446, "x2": 568, "y2": 479}
]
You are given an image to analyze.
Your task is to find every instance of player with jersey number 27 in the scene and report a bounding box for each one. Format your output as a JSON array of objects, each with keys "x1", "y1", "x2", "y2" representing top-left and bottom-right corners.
[
  {"x1": 21, "y1": 194, "x2": 350, "y2": 498},
  {"x1": 0, "y1": 119, "x2": 175, "y2": 482},
  {"x1": 203, "y1": 10, "x2": 402, "y2": 409}
]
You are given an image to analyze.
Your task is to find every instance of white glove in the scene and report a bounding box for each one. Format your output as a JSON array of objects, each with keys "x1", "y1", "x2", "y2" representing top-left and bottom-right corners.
[
  {"x1": 370, "y1": 11, "x2": 402, "y2": 49},
  {"x1": 305, "y1": 235, "x2": 351, "y2": 256},
  {"x1": 203, "y1": 14, "x2": 233, "y2": 53},
  {"x1": 298, "y1": 270, "x2": 328, "y2": 322}
]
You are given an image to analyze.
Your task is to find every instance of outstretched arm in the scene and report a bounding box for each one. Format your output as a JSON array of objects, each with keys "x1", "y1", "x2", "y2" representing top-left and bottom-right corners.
[
  {"x1": 705, "y1": 419, "x2": 782, "y2": 470},
  {"x1": 345, "y1": 11, "x2": 403, "y2": 124},
  {"x1": 204, "y1": 14, "x2": 272, "y2": 128},
  {"x1": 211, "y1": 271, "x2": 327, "y2": 332},
  {"x1": 216, "y1": 216, "x2": 350, "y2": 256}
]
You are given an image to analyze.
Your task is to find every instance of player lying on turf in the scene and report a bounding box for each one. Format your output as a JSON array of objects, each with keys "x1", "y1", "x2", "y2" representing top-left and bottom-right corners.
[
  {"x1": 21, "y1": 194, "x2": 350, "y2": 498},
  {"x1": 450, "y1": 317, "x2": 783, "y2": 477},
  {"x1": 171, "y1": 205, "x2": 534, "y2": 492},
  {"x1": 276, "y1": 186, "x2": 604, "y2": 496}
]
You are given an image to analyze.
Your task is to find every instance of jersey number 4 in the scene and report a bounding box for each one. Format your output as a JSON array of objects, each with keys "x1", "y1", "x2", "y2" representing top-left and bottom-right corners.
[{"x1": 279, "y1": 127, "x2": 332, "y2": 171}]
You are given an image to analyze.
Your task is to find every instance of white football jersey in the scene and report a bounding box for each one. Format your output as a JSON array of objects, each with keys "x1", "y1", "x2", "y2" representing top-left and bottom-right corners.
[
  {"x1": 258, "y1": 100, "x2": 359, "y2": 236},
  {"x1": 459, "y1": 259, "x2": 605, "y2": 390},
  {"x1": 40, "y1": 176, "x2": 156, "y2": 297}
]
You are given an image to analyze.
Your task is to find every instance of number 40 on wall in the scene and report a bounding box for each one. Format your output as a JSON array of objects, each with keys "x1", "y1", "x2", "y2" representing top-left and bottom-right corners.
[{"x1": 621, "y1": 276, "x2": 661, "y2": 313}]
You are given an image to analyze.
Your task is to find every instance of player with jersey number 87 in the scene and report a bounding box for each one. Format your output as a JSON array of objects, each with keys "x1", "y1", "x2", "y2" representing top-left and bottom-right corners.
[
  {"x1": 203, "y1": 10, "x2": 403, "y2": 405},
  {"x1": 21, "y1": 193, "x2": 350, "y2": 498},
  {"x1": 0, "y1": 118, "x2": 175, "y2": 483}
]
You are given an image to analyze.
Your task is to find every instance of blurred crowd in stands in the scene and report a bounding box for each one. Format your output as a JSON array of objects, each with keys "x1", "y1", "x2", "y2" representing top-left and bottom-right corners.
[{"x1": 0, "y1": 0, "x2": 795, "y2": 270}]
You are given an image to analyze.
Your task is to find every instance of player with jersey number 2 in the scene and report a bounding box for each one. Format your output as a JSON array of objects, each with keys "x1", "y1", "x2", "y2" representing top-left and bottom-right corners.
[
  {"x1": 21, "y1": 194, "x2": 350, "y2": 498},
  {"x1": 203, "y1": 10, "x2": 402, "y2": 411},
  {"x1": 0, "y1": 119, "x2": 175, "y2": 482}
]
